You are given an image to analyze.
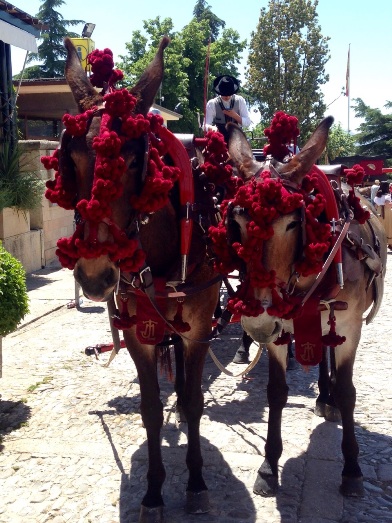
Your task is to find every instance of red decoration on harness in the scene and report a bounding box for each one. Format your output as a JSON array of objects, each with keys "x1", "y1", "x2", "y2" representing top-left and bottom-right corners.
[
  {"x1": 321, "y1": 311, "x2": 346, "y2": 347},
  {"x1": 344, "y1": 164, "x2": 370, "y2": 224},
  {"x1": 263, "y1": 111, "x2": 300, "y2": 160},
  {"x1": 87, "y1": 47, "x2": 124, "y2": 88},
  {"x1": 293, "y1": 297, "x2": 323, "y2": 365}
]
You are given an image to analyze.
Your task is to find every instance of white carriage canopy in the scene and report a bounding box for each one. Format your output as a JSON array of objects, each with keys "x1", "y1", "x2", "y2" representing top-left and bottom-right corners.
[{"x1": 0, "y1": 1, "x2": 42, "y2": 146}]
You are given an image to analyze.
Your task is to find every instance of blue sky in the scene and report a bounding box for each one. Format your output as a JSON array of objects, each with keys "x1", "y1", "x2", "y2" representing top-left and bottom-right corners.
[{"x1": 10, "y1": 0, "x2": 392, "y2": 132}]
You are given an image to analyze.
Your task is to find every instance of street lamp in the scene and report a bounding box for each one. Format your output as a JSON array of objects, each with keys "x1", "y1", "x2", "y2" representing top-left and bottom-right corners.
[{"x1": 82, "y1": 23, "x2": 96, "y2": 38}]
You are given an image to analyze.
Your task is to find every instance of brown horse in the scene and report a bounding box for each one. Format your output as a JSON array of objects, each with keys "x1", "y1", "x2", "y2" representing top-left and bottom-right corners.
[
  {"x1": 223, "y1": 118, "x2": 387, "y2": 498},
  {"x1": 57, "y1": 38, "x2": 221, "y2": 522}
]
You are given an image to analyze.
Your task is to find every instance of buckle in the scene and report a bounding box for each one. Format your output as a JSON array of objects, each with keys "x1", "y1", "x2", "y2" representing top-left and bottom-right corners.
[{"x1": 139, "y1": 266, "x2": 152, "y2": 287}]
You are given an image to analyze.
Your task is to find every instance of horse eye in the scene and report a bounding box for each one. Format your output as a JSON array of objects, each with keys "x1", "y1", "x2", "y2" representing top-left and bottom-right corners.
[
  {"x1": 129, "y1": 158, "x2": 139, "y2": 169},
  {"x1": 286, "y1": 220, "x2": 299, "y2": 232}
]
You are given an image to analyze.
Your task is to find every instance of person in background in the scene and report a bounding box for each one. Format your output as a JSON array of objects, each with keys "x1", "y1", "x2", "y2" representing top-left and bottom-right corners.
[
  {"x1": 374, "y1": 181, "x2": 392, "y2": 249},
  {"x1": 374, "y1": 180, "x2": 392, "y2": 218},
  {"x1": 370, "y1": 179, "x2": 380, "y2": 204},
  {"x1": 204, "y1": 75, "x2": 252, "y2": 144}
]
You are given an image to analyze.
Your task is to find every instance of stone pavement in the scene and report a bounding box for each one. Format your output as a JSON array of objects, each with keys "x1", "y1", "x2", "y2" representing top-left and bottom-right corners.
[{"x1": 0, "y1": 257, "x2": 392, "y2": 523}]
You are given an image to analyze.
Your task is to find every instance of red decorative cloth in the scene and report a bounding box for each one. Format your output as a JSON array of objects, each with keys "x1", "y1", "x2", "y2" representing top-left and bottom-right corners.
[{"x1": 293, "y1": 297, "x2": 323, "y2": 365}]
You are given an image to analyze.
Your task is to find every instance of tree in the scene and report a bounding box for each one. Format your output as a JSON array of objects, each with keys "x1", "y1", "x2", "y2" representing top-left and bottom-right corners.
[
  {"x1": 353, "y1": 98, "x2": 392, "y2": 165},
  {"x1": 246, "y1": 0, "x2": 330, "y2": 139},
  {"x1": 117, "y1": 10, "x2": 246, "y2": 134},
  {"x1": 326, "y1": 123, "x2": 356, "y2": 162},
  {"x1": 193, "y1": 0, "x2": 225, "y2": 42},
  {"x1": 15, "y1": 0, "x2": 83, "y2": 79}
]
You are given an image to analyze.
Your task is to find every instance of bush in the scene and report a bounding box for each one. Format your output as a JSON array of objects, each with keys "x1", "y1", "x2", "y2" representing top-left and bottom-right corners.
[
  {"x1": 0, "y1": 143, "x2": 44, "y2": 213},
  {"x1": 0, "y1": 242, "x2": 29, "y2": 336}
]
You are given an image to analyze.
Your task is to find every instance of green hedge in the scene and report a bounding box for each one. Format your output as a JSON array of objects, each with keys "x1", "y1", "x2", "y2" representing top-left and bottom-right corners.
[{"x1": 0, "y1": 242, "x2": 29, "y2": 336}]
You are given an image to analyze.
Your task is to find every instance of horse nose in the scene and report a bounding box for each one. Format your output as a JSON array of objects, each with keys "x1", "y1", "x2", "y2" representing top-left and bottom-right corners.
[
  {"x1": 241, "y1": 314, "x2": 282, "y2": 344},
  {"x1": 75, "y1": 265, "x2": 119, "y2": 301}
]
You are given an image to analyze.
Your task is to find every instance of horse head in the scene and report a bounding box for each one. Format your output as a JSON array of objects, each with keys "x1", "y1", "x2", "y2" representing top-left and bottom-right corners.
[
  {"x1": 56, "y1": 37, "x2": 174, "y2": 302},
  {"x1": 225, "y1": 117, "x2": 333, "y2": 343}
]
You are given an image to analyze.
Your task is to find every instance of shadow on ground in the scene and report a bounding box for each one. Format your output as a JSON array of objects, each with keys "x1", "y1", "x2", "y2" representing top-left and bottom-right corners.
[{"x1": 0, "y1": 399, "x2": 31, "y2": 451}]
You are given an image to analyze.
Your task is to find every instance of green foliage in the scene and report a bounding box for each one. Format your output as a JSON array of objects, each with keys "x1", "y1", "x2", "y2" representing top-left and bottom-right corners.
[
  {"x1": 193, "y1": 0, "x2": 225, "y2": 42},
  {"x1": 0, "y1": 242, "x2": 29, "y2": 336},
  {"x1": 0, "y1": 144, "x2": 45, "y2": 212},
  {"x1": 18, "y1": 0, "x2": 84, "y2": 79},
  {"x1": 246, "y1": 121, "x2": 268, "y2": 149},
  {"x1": 246, "y1": 0, "x2": 330, "y2": 139},
  {"x1": 117, "y1": 8, "x2": 246, "y2": 134},
  {"x1": 326, "y1": 123, "x2": 356, "y2": 162},
  {"x1": 353, "y1": 98, "x2": 392, "y2": 165}
]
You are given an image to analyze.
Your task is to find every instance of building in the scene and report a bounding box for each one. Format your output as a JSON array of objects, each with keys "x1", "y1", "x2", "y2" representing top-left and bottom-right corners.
[{"x1": 14, "y1": 79, "x2": 182, "y2": 140}]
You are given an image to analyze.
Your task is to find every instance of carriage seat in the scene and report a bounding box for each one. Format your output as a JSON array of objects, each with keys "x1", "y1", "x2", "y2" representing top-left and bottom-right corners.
[
  {"x1": 252, "y1": 149, "x2": 266, "y2": 162},
  {"x1": 174, "y1": 133, "x2": 199, "y2": 159}
]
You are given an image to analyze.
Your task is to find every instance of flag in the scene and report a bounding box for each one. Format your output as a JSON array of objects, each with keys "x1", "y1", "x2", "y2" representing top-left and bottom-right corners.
[{"x1": 345, "y1": 45, "x2": 350, "y2": 97}]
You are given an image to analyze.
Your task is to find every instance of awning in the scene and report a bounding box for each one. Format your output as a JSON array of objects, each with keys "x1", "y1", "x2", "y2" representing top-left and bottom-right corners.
[{"x1": 0, "y1": 19, "x2": 38, "y2": 52}]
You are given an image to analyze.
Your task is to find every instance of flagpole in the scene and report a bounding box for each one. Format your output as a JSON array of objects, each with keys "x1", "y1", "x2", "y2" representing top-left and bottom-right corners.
[{"x1": 346, "y1": 44, "x2": 350, "y2": 133}]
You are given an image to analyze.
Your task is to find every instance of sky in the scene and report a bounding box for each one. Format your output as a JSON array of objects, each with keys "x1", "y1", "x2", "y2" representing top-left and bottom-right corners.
[{"x1": 10, "y1": 0, "x2": 392, "y2": 133}]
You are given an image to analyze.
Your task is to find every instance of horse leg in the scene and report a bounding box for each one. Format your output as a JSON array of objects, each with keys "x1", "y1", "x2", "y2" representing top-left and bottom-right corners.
[
  {"x1": 324, "y1": 345, "x2": 342, "y2": 422},
  {"x1": 182, "y1": 342, "x2": 210, "y2": 514},
  {"x1": 124, "y1": 334, "x2": 166, "y2": 522},
  {"x1": 174, "y1": 340, "x2": 186, "y2": 422},
  {"x1": 286, "y1": 334, "x2": 296, "y2": 370},
  {"x1": 333, "y1": 356, "x2": 364, "y2": 497},
  {"x1": 315, "y1": 346, "x2": 329, "y2": 417},
  {"x1": 254, "y1": 343, "x2": 288, "y2": 496},
  {"x1": 233, "y1": 330, "x2": 253, "y2": 364}
]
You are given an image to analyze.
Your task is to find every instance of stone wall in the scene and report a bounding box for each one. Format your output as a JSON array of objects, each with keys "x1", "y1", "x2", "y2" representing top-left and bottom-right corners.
[{"x1": 0, "y1": 140, "x2": 74, "y2": 273}]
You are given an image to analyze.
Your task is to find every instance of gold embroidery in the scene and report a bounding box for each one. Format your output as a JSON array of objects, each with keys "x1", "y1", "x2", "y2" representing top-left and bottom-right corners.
[
  {"x1": 140, "y1": 319, "x2": 158, "y2": 339},
  {"x1": 299, "y1": 341, "x2": 315, "y2": 362}
]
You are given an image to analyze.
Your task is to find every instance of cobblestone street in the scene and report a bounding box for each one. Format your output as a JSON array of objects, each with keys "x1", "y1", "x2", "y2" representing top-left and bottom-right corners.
[{"x1": 0, "y1": 255, "x2": 391, "y2": 522}]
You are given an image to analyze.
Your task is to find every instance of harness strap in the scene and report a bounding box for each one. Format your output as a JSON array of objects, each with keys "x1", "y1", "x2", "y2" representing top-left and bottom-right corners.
[
  {"x1": 208, "y1": 344, "x2": 263, "y2": 378},
  {"x1": 302, "y1": 218, "x2": 352, "y2": 306},
  {"x1": 344, "y1": 229, "x2": 383, "y2": 275},
  {"x1": 156, "y1": 125, "x2": 195, "y2": 282}
]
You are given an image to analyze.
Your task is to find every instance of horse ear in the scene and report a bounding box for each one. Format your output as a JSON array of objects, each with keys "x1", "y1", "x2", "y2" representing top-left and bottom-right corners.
[
  {"x1": 227, "y1": 122, "x2": 262, "y2": 180},
  {"x1": 64, "y1": 38, "x2": 103, "y2": 112},
  {"x1": 277, "y1": 116, "x2": 334, "y2": 185},
  {"x1": 130, "y1": 36, "x2": 170, "y2": 116}
]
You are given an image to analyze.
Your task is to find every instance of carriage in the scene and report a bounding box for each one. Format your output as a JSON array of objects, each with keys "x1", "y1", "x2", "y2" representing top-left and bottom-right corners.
[{"x1": 41, "y1": 37, "x2": 387, "y2": 522}]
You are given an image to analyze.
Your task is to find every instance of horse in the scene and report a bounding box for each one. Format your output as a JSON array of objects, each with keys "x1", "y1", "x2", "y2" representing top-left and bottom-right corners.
[
  {"x1": 45, "y1": 37, "x2": 223, "y2": 522},
  {"x1": 213, "y1": 117, "x2": 387, "y2": 498}
]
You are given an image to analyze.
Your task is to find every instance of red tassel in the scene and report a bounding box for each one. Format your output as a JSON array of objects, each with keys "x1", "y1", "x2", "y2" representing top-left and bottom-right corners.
[
  {"x1": 112, "y1": 297, "x2": 137, "y2": 330},
  {"x1": 274, "y1": 330, "x2": 291, "y2": 345},
  {"x1": 321, "y1": 313, "x2": 346, "y2": 348},
  {"x1": 167, "y1": 302, "x2": 191, "y2": 333}
]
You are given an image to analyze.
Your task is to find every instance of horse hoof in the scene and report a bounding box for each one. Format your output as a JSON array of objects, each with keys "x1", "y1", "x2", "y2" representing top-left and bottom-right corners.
[
  {"x1": 139, "y1": 504, "x2": 164, "y2": 523},
  {"x1": 325, "y1": 404, "x2": 342, "y2": 422},
  {"x1": 175, "y1": 404, "x2": 186, "y2": 423},
  {"x1": 340, "y1": 476, "x2": 364, "y2": 497},
  {"x1": 185, "y1": 490, "x2": 210, "y2": 514},
  {"x1": 253, "y1": 470, "x2": 278, "y2": 497},
  {"x1": 314, "y1": 400, "x2": 326, "y2": 417}
]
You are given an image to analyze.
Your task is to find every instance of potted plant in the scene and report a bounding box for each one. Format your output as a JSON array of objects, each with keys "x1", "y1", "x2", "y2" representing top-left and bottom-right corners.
[
  {"x1": 0, "y1": 241, "x2": 29, "y2": 377},
  {"x1": 0, "y1": 143, "x2": 44, "y2": 238}
]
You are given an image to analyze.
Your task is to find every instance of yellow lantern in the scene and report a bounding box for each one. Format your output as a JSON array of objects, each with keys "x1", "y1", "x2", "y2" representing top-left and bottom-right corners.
[{"x1": 69, "y1": 38, "x2": 95, "y2": 71}]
